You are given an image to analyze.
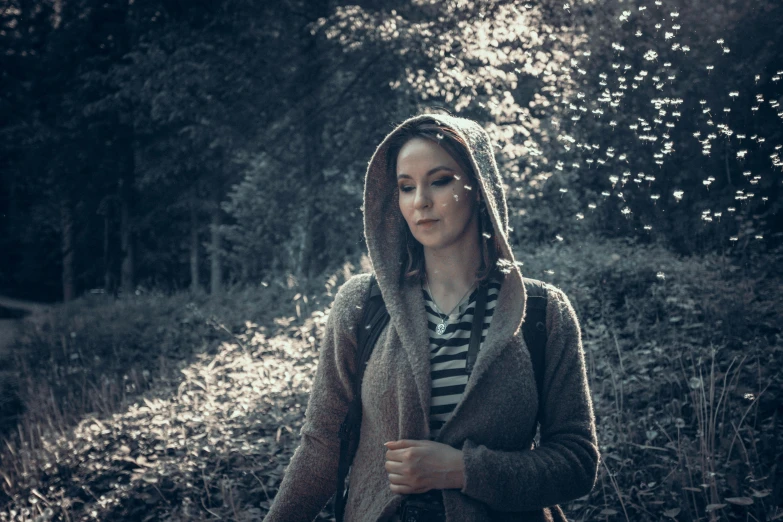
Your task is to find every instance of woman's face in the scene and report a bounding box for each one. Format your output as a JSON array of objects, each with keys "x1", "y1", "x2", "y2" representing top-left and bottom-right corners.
[{"x1": 396, "y1": 137, "x2": 479, "y2": 252}]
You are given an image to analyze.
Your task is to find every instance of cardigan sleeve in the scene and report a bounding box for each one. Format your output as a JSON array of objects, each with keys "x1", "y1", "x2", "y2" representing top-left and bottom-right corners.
[
  {"x1": 458, "y1": 285, "x2": 600, "y2": 512},
  {"x1": 263, "y1": 274, "x2": 369, "y2": 522}
]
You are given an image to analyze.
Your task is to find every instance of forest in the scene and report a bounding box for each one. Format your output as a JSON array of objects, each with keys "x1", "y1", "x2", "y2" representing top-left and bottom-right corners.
[{"x1": 0, "y1": 0, "x2": 781, "y2": 520}]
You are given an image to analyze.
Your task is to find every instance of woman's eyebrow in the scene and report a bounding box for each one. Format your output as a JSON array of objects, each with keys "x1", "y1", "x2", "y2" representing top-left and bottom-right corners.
[{"x1": 397, "y1": 166, "x2": 455, "y2": 180}]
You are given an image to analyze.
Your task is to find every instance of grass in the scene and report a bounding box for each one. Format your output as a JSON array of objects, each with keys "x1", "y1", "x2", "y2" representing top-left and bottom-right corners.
[{"x1": 0, "y1": 239, "x2": 781, "y2": 521}]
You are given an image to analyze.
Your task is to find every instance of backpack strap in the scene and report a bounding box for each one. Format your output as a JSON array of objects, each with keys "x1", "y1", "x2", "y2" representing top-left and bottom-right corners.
[
  {"x1": 465, "y1": 280, "x2": 489, "y2": 375},
  {"x1": 521, "y1": 278, "x2": 549, "y2": 444},
  {"x1": 334, "y1": 273, "x2": 388, "y2": 522}
]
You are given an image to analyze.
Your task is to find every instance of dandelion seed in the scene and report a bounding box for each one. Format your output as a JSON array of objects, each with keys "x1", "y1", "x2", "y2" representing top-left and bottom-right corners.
[
  {"x1": 464, "y1": 185, "x2": 472, "y2": 191},
  {"x1": 682, "y1": 46, "x2": 690, "y2": 52},
  {"x1": 723, "y1": 47, "x2": 730, "y2": 54},
  {"x1": 639, "y1": 5, "x2": 647, "y2": 10},
  {"x1": 656, "y1": 272, "x2": 665, "y2": 280},
  {"x1": 737, "y1": 150, "x2": 747, "y2": 158},
  {"x1": 672, "y1": 24, "x2": 681, "y2": 30},
  {"x1": 576, "y1": 213, "x2": 584, "y2": 220},
  {"x1": 644, "y1": 50, "x2": 658, "y2": 61},
  {"x1": 729, "y1": 236, "x2": 738, "y2": 241},
  {"x1": 655, "y1": 23, "x2": 662, "y2": 30},
  {"x1": 655, "y1": 1, "x2": 662, "y2": 6},
  {"x1": 453, "y1": 194, "x2": 459, "y2": 201},
  {"x1": 588, "y1": 203, "x2": 597, "y2": 209},
  {"x1": 601, "y1": 191, "x2": 610, "y2": 197},
  {"x1": 621, "y1": 207, "x2": 631, "y2": 215},
  {"x1": 559, "y1": 188, "x2": 569, "y2": 193},
  {"x1": 651, "y1": 194, "x2": 660, "y2": 200},
  {"x1": 706, "y1": 65, "x2": 714, "y2": 72},
  {"x1": 673, "y1": 190, "x2": 684, "y2": 201},
  {"x1": 635, "y1": 30, "x2": 643, "y2": 37},
  {"x1": 664, "y1": 32, "x2": 674, "y2": 40},
  {"x1": 555, "y1": 235, "x2": 564, "y2": 241},
  {"x1": 670, "y1": 11, "x2": 679, "y2": 17},
  {"x1": 436, "y1": 133, "x2": 444, "y2": 140},
  {"x1": 564, "y1": 3, "x2": 571, "y2": 10},
  {"x1": 482, "y1": 232, "x2": 492, "y2": 239},
  {"x1": 755, "y1": 74, "x2": 761, "y2": 82}
]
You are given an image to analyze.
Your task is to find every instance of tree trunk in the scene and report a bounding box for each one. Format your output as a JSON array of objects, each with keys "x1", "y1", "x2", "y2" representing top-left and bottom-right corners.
[
  {"x1": 296, "y1": 0, "x2": 330, "y2": 281},
  {"x1": 100, "y1": 196, "x2": 121, "y2": 297},
  {"x1": 120, "y1": 135, "x2": 136, "y2": 294},
  {"x1": 190, "y1": 194, "x2": 201, "y2": 294},
  {"x1": 210, "y1": 193, "x2": 222, "y2": 296},
  {"x1": 103, "y1": 212, "x2": 110, "y2": 291},
  {"x1": 61, "y1": 196, "x2": 75, "y2": 302}
]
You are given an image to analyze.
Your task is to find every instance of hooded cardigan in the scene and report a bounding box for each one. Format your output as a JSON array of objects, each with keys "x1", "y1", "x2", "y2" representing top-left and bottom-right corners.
[{"x1": 262, "y1": 114, "x2": 600, "y2": 522}]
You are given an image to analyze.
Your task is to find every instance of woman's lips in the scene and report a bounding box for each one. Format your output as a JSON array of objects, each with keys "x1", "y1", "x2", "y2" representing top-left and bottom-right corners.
[{"x1": 418, "y1": 220, "x2": 438, "y2": 227}]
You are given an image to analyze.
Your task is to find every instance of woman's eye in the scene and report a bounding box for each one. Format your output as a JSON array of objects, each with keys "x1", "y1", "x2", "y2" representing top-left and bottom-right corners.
[{"x1": 398, "y1": 177, "x2": 452, "y2": 193}]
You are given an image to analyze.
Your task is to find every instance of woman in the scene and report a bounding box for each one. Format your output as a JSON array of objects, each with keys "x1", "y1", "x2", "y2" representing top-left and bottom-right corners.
[{"x1": 262, "y1": 113, "x2": 599, "y2": 521}]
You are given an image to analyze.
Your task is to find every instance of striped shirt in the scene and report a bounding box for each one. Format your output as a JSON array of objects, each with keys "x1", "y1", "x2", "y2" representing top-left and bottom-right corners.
[{"x1": 422, "y1": 273, "x2": 502, "y2": 440}]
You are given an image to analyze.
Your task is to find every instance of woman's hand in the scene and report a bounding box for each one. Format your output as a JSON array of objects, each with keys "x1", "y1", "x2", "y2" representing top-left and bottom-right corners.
[{"x1": 383, "y1": 439, "x2": 465, "y2": 494}]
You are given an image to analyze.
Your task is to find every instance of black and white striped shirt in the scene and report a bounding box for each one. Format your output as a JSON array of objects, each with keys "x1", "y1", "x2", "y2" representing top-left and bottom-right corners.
[{"x1": 422, "y1": 273, "x2": 502, "y2": 440}]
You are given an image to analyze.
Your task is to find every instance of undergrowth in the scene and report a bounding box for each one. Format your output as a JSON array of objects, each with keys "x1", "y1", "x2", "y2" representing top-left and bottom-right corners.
[{"x1": 0, "y1": 239, "x2": 781, "y2": 521}]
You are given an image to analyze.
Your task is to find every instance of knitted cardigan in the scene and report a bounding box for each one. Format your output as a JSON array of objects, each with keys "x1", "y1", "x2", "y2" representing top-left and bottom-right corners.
[{"x1": 262, "y1": 114, "x2": 600, "y2": 522}]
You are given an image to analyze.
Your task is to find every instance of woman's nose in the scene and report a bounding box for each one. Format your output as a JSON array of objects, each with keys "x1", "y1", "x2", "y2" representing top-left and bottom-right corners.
[{"x1": 413, "y1": 187, "x2": 431, "y2": 209}]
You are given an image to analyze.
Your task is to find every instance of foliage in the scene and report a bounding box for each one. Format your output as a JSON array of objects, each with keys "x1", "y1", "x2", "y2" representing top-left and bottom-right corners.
[
  {"x1": 1, "y1": 243, "x2": 781, "y2": 520},
  {"x1": 521, "y1": 237, "x2": 782, "y2": 521}
]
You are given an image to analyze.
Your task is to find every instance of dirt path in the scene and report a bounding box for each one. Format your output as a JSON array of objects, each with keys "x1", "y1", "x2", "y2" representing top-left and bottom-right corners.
[{"x1": 0, "y1": 296, "x2": 51, "y2": 356}]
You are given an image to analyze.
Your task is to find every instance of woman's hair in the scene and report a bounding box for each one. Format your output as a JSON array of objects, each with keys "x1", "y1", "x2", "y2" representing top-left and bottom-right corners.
[{"x1": 385, "y1": 117, "x2": 502, "y2": 287}]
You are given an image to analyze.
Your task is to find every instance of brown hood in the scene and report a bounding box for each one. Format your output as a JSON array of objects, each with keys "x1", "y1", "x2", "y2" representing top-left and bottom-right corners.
[{"x1": 363, "y1": 113, "x2": 528, "y2": 417}]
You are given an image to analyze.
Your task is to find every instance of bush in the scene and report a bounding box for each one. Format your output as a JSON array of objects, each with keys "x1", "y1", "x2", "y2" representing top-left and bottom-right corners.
[{"x1": 519, "y1": 235, "x2": 783, "y2": 519}]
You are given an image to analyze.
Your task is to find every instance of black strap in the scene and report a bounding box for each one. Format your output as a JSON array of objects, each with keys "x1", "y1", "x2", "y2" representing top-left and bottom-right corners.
[
  {"x1": 522, "y1": 278, "x2": 548, "y2": 445},
  {"x1": 465, "y1": 281, "x2": 489, "y2": 375}
]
